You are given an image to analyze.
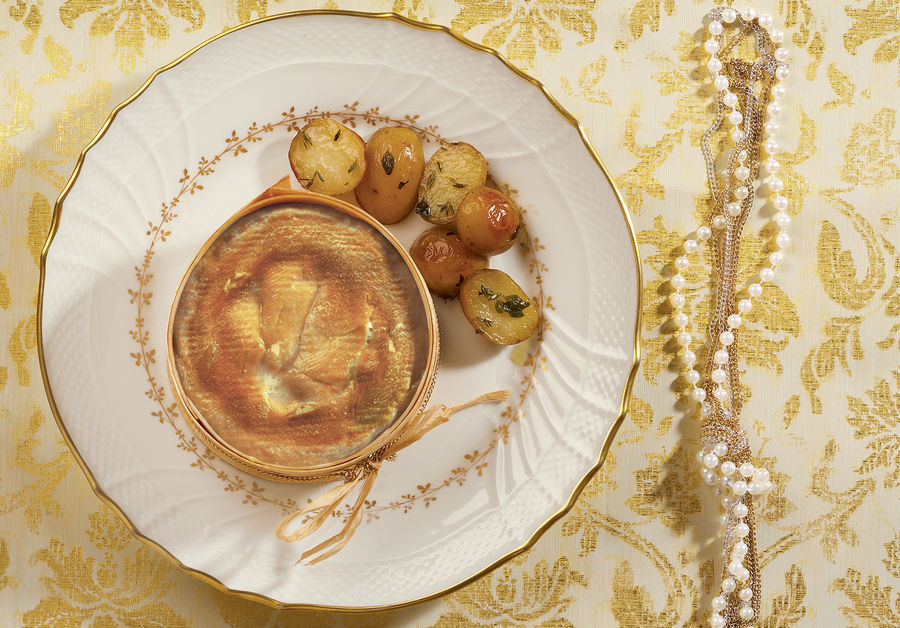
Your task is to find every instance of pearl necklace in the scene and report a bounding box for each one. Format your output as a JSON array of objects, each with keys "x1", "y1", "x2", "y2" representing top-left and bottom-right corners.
[{"x1": 671, "y1": 7, "x2": 790, "y2": 627}]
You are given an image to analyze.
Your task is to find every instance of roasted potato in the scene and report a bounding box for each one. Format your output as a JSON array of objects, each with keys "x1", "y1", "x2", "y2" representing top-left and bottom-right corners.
[
  {"x1": 410, "y1": 227, "x2": 488, "y2": 298},
  {"x1": 456, "y1": 186, "x2": 521, "y2": 256},
  {"x1": 415, "y1": 142, "x2": 488, "y2": 225},
  {"x1": 354, "y1": 127, "x2": 425, "y2": 224},
  {"x1": 459, "y1": 269, "x2": 538, "y2": 345},
  {"x1": 288, "y1": 119, "x2": 365, "y2": 195}
]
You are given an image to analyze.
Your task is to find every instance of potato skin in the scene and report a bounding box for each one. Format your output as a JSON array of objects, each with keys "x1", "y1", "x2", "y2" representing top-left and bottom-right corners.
[
  {"x1": 354, "y1": 127, "x2": 425, "y2": 224},
  {"x1": 459, "y1": 269, "x2": 538, "y2": 345},
  {"x1": 410, "y1": 228, "x2": 488, "y2": 298},
  {"x1": 416, "y1": 142, "x2": 488, "y2": 226},
  {"x1": 288, "y1": 119, "x2": 366, "y2": 195},
  {"x1": 456, "y1": 187, "x2": 521, "y2": 256}
]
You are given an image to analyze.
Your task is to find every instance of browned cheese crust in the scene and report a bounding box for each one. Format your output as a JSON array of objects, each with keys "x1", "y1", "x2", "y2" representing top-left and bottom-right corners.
[{"x1": 172, "y1": 204, "x2": 429, "y2": 467}]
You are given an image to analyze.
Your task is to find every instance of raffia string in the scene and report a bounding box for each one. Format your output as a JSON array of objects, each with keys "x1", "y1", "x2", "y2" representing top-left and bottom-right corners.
[{"x1": 276, "y1": 390, "x2": 510, "y2": 565}]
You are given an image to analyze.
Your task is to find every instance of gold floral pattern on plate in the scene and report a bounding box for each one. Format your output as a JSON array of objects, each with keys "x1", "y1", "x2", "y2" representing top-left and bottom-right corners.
[{"x1": 129, "y1": 104, "x2": 549, "y2": 519}]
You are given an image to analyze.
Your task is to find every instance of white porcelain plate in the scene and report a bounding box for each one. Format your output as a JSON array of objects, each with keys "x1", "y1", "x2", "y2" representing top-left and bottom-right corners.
[{"x1": 40, "y1": 11, "x2": 639, "y2": 610}]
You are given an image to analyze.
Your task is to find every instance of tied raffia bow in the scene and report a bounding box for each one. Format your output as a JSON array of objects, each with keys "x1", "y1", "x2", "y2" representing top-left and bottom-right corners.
[{"x1": 275, "y1": 390, "x2": 509, "y2": 565}]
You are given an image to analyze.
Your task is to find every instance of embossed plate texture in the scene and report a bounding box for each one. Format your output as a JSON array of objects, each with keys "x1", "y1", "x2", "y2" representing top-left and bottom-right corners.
[{"x1": 40, "y1": 12, "x2": 640, "y2": 609}]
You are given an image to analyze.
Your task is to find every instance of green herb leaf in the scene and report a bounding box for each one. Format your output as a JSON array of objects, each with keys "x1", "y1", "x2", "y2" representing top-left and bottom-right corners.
[
  {"x1": 494, "y1": 293, "x2": 530, "y2": 318},
  {"x1": 440, "y1": 202, "x2": 453, "y2": 216},
  {"x1": 398, "y1": 180, "x2": 407, "y2": 190},
  {"x1": 437, "y1": 161, "x2": 443, "y2": 172},
  {"x1": 426, "y1": 172, "x2": 436, "y2": 189},
  {"x1": 347, "y1": 160, "x2": 357, "y2": 173},
  {"x1": 302, "y1": 132, "x2": 312, "y2": 148},
  {"x1": 415, "y1": 199, "x2": 430, "y2": 218},
  {"x1": 333, "y1": 129, "x2": 341, "y2": 141},
  {"x1": 476, "y1": 316, "x2": 493, "y2": 327},
  {"x1": 453, "y1": 182, "x2": 465, "y2": 189},
  {"x1": 479, "y1": 285, "x2": 499, "y2": 300},
  {"x1": 382, "y1": 152, "x2": 395, "y2": 175},
  {"x1": 300, "y1": 170, "x2": 325, "y2": 189}
]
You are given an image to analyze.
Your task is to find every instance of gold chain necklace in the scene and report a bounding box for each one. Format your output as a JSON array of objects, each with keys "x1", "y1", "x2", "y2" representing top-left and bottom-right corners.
[{"x1": 669, "y1": 6, "x2": 791, "y2": 626}]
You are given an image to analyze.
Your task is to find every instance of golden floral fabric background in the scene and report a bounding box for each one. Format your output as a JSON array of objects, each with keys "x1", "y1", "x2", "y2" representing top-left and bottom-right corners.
[{"x1": 1, "y1": 0, "x2": 898, "y2": 625}]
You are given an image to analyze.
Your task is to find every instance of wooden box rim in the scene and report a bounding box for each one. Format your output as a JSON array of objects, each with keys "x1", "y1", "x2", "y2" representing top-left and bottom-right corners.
[{"x1": 165, "y1": 189, "x2": 440, "y2": 483}]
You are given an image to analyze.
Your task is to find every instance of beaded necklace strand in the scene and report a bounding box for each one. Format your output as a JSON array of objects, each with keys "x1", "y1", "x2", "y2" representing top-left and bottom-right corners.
[{"x1": 670, "y1": 7, "x2": 790, "y2": 626}]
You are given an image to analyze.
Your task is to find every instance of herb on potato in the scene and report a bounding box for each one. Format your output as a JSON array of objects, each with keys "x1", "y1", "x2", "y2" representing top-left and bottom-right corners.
[
  {"x1": 460, "y1": 269, "x2": 537, "y2": 345},
  {"x1": 480, "y1": 285, "x2": 499, "y2": 300},
  {"x1": 496, "y1": 294, "x2": 529, "y2": 318},
  {"x1": 398, "y1": 180, "x2": 407, "y2": 189},
  {"x1": 382, "y1": 152, "x2": 395, "y2": 175},
  {"x1": 300, "y1": 170, "x2": 325, "y2": 188},
  {"x1": 480, "y1": 284, "x2": 529, "y2": 318},
  {"x1": 289, "y1": 119, "x2": 365, "y2": 196}
]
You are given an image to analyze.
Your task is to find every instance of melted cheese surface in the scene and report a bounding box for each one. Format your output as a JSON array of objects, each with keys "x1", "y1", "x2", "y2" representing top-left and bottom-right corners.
[{"x1": 172, "y1": 203, "x2": 429, "y2": 467}]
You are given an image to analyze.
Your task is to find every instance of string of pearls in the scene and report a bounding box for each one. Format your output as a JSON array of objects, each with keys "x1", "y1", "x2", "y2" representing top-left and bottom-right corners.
[{"x1": 669, "y1": 7, "x2": 790, "y2": 627}]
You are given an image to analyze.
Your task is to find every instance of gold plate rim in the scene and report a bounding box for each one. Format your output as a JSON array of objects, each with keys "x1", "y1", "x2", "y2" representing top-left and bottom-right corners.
[{"x1": 36, "y1": 8, "x2": 643, "y2": 613}]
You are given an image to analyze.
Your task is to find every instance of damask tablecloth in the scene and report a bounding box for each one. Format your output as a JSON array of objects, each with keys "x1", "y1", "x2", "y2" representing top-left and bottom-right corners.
[{"x1": 2, "y1": 1, "x2": 898, "y2": 626}]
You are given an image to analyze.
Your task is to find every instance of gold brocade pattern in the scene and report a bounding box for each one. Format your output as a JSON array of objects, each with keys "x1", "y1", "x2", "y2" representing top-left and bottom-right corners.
[
  {"x1": 21, "y1": 507, "x2": 190, "y2": 627},
  {"x1": 2, "y1": 2, "x2": 899, "y2": 626},
  {"x1": 59, "y1": 0, "x2": 205, "y2": 72},
  {"x1": 2, "y1": 408, "x2": 71, "y2": 532},
  {"x1": 450, "y1": 0, "x2": 596, "y2": 68},
  {"x1": 429, "y1": 556, "x2": 588, "y2": 627}
]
